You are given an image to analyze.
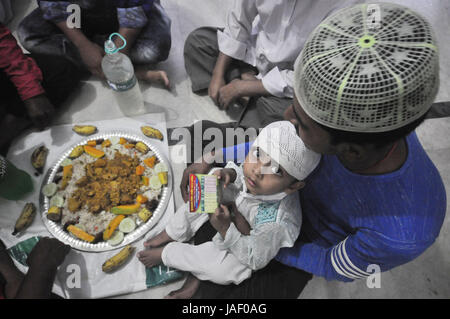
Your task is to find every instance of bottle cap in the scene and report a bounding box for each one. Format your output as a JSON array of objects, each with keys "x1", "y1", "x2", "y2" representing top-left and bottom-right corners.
[{"x1": 104, "y1": 33, "x2": 127, "y2": 55}]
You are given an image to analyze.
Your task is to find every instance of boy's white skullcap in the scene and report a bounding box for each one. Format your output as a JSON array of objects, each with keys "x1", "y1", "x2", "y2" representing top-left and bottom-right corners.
[
  {"x1": 294, "y1": 3, "x2": 439, "y2": 133},
  {"x1": 252, "y1": 121, "x2": 321, "y2": 181}
]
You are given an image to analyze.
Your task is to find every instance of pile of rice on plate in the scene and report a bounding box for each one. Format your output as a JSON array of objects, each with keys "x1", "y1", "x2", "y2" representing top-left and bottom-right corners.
[{"x1": 41, "y1": 135, "x2": 168, "y2": 246}]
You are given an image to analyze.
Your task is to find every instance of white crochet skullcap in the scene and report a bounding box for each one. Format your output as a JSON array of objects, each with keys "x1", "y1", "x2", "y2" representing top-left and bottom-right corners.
[
  {"x1": 252, "y1": 121, "x2": 321, "y2": 181},
  {"x1": 294, "y1": 3, "x2": 439, "y2": 133}
]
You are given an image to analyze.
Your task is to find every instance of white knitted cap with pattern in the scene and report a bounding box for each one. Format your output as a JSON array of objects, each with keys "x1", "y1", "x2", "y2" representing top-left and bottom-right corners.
[
  {"x1": 252, "y1": 121, "x2": 321, "y2": 181},
  {"x1": 294, "y1": 2, "x2": 439, "y2": 133}
]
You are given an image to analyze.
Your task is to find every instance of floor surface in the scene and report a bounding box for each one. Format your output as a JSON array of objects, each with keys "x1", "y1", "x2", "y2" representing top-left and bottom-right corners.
[{"x1": 5, "y1": 0, "x2": 450, "y2": 298}]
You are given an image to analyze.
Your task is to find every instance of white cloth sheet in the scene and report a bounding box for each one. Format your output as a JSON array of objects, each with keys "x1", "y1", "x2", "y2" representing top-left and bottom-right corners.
[{"x1": 0, "y1": 113, "x2": 175, "y2": 299}]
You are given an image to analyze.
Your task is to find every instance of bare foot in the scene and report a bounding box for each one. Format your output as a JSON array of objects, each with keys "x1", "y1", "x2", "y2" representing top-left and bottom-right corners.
[
  {"x1": 144, "y1": 230, "x2": 173, "y2": 248},
  {"x1": 136, "y1": 68, "x2": 170, "y2": 90},
  {"x1": 164, "y1": 274, "x2": 200, "y2": 299},
  {"x1": 0, "y1": 240, "x2": 24, "y2": 299},
  {"x1": 137, "y1": 246, "x2": 164, "y2": 268}
]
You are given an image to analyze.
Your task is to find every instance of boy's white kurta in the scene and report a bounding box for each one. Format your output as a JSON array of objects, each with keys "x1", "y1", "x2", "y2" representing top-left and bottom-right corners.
[
  {"x1": 217, "y1": 0, "x2": 363, "y2": 99},
  {"x1": 161, "y1": 162, "x2": 302, "y2": 285}
]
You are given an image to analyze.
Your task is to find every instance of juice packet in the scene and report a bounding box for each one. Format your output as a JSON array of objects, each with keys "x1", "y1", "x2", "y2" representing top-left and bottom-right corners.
[{"x1": 189, "y1": 174, "x2": 218, "y2": 213}]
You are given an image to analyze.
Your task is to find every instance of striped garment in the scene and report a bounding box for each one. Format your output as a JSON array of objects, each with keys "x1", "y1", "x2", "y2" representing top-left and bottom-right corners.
[
  {"x1": 37, "y1": 0, "x2": 156, "y2": 28},
  {"x1": 224, "y1": 132, "x2": 447, "y2": 281}
]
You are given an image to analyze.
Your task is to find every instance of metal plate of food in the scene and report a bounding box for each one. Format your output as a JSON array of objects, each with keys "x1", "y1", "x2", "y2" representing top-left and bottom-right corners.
[{"x1": 39, "y1": 130, "x2": 172, "y2": 252}]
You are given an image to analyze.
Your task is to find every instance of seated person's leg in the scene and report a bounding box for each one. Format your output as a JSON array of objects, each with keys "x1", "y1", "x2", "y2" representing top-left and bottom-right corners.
[
  {"x1": 30, "y1": 54, "x2": 83, "y2": 108},
  {"x1": 129, "y1": 3, "x2": 171, "y2": 88},
  {"x1": 18, "y1": 8, "x2": 82, "y2": 68},
  {"x1": 184, "y1": 27, "x2": 223, "y2": 93}
]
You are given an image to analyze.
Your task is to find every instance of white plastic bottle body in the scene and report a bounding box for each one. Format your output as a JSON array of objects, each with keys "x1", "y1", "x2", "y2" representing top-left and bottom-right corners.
[{"x1": 101, "y1": 51, "x2": 145, "y2": 116}]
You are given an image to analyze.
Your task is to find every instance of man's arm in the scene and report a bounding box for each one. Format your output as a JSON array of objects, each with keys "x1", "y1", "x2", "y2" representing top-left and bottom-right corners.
[
  {"x1": 115, "y1": 27, "x2": 142, "y2": 56},
  {"x1": 55, "y1": 21, "x2": 105, "y2": 78},
  {"x1": 0, "y1": 24, "x2": 45, "y2": 101},
  {"x1": 209, "y1": 52, "x2": 234, "y2": 106},
  {"x1": 15, "y1": 237, "x2": 70, "y2": 299},
  {"x1": 276, "y1": 229, "x2": 433, "y2": 282}
]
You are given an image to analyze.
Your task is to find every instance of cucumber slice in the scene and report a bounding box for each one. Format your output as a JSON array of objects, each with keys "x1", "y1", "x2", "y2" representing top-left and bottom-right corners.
[
  {"x1": 60, "y1": 158, "x2": 73, "y2": 167},
  {"x1": 149, "y1": 175, "x2": 162, "y2": 190},
  {"x1": 154, "y1": 162, "x2": 168, "y2": 174},
  {"x1": 42, "y1": 183, "x2": 58, "y2": 197},
  {"x1": 107, "y1": 230, "x2": 124, "y2": 246},
  {"x1": 119, "y1": 217, "x2": 136, "y2": 233},
  {"x1": 50, "y1": 195, "x2": 64, "y2": 208},
  {"x1": 109, "y1": 136, "x2": 120, "y2": 145}
]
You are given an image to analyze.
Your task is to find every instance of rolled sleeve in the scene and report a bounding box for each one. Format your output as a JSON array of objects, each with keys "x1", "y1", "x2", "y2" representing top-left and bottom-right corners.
[
  {"x1": 217, "y1": 29, "x2": 248, "y2": 61},
  {"x1": 212, "y1": 222, "x2": 242, "y2": 250},
  {"x1": 261, "y1": 67, "x2": 294, "y2": 98}
]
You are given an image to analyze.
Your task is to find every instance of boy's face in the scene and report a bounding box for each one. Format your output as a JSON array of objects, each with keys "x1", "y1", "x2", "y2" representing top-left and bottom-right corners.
[{"x1": 243, "y1": 147, "x2": 303, "y2": 196}]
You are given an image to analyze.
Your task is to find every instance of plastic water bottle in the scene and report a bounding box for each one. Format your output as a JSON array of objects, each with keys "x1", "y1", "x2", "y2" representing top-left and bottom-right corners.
[
  {"x1": 0, "y1": 156, "x2": 33, "y2": 200},
  {"x1": 102, "y1": 33, "x2": 145, "y2": 116}
]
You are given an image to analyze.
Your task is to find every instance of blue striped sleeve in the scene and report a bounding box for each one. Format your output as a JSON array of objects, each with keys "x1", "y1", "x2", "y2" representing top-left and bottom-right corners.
[{"x1": 276, "y1": 229, "x2": 434, "y2": 282}]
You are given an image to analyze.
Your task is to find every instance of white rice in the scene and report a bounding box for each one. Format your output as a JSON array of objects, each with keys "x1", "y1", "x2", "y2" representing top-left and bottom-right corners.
[{"x1": 55, "y1": 141, "x2": 162, "y2": 237}]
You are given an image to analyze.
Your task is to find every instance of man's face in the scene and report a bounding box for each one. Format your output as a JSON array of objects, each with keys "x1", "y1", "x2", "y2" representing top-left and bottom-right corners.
[{"x1": 283, "y1": 96, "x2": 335, "y2": 155}]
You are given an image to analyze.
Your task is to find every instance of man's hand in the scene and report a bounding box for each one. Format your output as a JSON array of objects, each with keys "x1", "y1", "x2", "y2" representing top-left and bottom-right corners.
[
  {"x1": 79, "y1": 41, "x2": 105, "y2": 78},
  {"x1": 27, "y1": 237, "x2": 71, "y2": 270},
  {"x1": 208, "y1": 73, "x2": 226, "y2": 106},
  {"x1": 23, "y1": 95, "x2": 55, "y2": 130},
  {"x1": 218, "y1": 80, "x2": 242, "y2": 110},
  {"x1": 212, "y1": 168, "x2": 237, "y2": 188},
  {"x1": 210, "y1": 204, "x2": 231, "y2": 239}
]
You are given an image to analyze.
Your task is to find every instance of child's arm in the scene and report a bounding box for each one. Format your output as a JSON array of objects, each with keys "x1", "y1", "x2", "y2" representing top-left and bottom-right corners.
[
  {"x1": 212, "y1": 194, "x2": 302, "y2": 271},
  {"x1": 55, "y1": 21, "x2": 105, "y2": 78},
  {"x1": 115, "y1": 27, "x2": 142, "y2": 57},
  {"x1": 231, "y1": 205, "x2": 251, "y2": 236}
]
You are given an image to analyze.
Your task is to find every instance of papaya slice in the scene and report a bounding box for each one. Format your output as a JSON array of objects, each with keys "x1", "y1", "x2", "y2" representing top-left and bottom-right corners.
[
  {"x1": 103, "y1": 215, "x2": 126, "y2": 241},
  {"x1": 67, "y1": 225, "x2": 95, "y2": 243},
  {"x1": 143, "y1": 156, "x2": 157, "y2": 168},
  {"x1": 83, "y1": 145, "x2": 105, "y2": 158},
  {"x1": 61, "y1": 165, "x2": 73, "y2": 190}
]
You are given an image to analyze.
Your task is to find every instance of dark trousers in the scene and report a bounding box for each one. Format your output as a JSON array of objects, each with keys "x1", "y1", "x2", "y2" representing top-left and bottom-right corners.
[{"x1": 0, "y1": 54, "x2": 82, "y2": 154}]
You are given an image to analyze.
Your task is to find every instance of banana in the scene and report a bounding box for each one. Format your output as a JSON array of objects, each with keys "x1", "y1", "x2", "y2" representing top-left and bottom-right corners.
[
  {"x1": 72, "y1": 125, "x2": 98, "y2": 136},
  {"x1": 12, "y1": 203, "x2": 36, "y2": 235},
  {"x1": 31, "y1": 146, "x2": 49, "y2": 174},
  {"x1": 102, "y1": 245, "x2": 135, "y2": 273},
  {"x1": 141, "y1": 126, "x2": 163, "y2": 141},
  {"x1": 47, "y1": 206, "x2": 62, "y2": 222},
  {"x1": 135, "y1": 142, "x2": 149, "y2": 154},
  {"x1": 68, "y1": 145, "x2": 84, "y2": 159}
]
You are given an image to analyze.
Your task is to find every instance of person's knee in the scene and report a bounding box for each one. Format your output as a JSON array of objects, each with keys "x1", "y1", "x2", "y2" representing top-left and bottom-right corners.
[
  {"x1": 131, "y1": 34, "x2": 171, "y2": 65},
  {"x1": 184, "y1": 27, "x2": 215, "y2": 58},
  {"x1": 256, "y1": 97, "x2": 291, "y2": 127},
  {"x1": 17, "y1": 8, "x2": 43, "y2": 50}
]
